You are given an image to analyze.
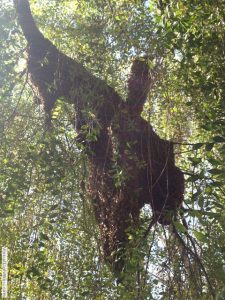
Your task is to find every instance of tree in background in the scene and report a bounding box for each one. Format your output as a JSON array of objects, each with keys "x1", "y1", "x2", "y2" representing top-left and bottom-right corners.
[{"x1": 0, "y1": 0, "x2": 224, "y2": 299}]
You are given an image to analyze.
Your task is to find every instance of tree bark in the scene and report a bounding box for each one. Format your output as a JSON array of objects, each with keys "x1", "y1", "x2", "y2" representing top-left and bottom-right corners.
[{"x1": 14, "y1": 0, "x2": 184, "y2": 276}]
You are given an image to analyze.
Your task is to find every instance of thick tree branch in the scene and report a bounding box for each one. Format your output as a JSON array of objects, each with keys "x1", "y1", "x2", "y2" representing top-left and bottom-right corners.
[
  {"x1": 13, "y1": 0, "x2": 44, "y2": 44},
  {"x1": 127, "y1": 56, "x2": 152, "y2": 115},
  {"x1": 14, "y1": 0, "x2": 122, "y2": 129}
]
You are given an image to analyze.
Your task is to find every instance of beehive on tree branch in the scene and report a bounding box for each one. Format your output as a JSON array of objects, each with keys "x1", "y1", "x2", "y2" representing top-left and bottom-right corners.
[{"x1": 14, "y1": 0, "x2": 184, "y2": 276}]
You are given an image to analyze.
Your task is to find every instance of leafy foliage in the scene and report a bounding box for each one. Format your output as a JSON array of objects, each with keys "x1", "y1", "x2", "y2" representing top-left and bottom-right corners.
[{"x1": 0, "y1": 0, "x2": 224, "y2": 299}]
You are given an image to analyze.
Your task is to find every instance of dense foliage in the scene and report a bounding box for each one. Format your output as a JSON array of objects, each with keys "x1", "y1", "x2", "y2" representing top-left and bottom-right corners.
[{"x1": 0, "y1": 0, "x2": 224, "y2": 299}]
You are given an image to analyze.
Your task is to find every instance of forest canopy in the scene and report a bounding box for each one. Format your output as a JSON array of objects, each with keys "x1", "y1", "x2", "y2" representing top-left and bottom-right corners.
[{"x1": 0, "y1": 0, "x2": 224, "y2": 299}]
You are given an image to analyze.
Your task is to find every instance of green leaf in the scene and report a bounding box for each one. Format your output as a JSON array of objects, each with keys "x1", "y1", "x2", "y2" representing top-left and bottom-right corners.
[
  {"x1": 213, "y1": 136, "x2": 225, "y2": 143},
  {"x1": 81, "y1": 291, "x2": 89, "y2": 296},
  {"x1": 27, "y1": 266, "x2": 41, "y2": 277},
  {"x1": 210, "y1": 181, "x2": 223, "y2": 187},
  {"x1": 40, "y1": 233, "x2": 49, "y2": 241},
  {"x1": 208, "y1": 157, "x2": 220, "y2": 165},
  {"x1": 208, "y1": 169, "x2": 224, "y2": 175},
  {"x1": 49, "y1": 213, "x2": 58, "y2": 218},
  {"x1": 205, "y1": 143, "x2": 214, "y2": 151},
  {"x1": 188, "y1": 209, "x2": 202, "y2": 218},
  {"x1": 153, "y1": 279, "x2": 159, "y2": 285},
  {"x1": 215, "y1": 267, "x2": 225, "y2": 283},
  {"x1": 173, "y1": 221, "x2": 187, "y2": 233},
  {"x1": 201, "y1": 124, "x2": 212, "y2": 131},
  {"x1": 193, "y1": 230, "x2": 207, "y2": 243},
  {"x1": 216, "y1": 290, "x2": 225, "y2": 300},
  {"x1": 186, "y1": 101, "x2": 193, "y2": 107},
  {"x1": 50, "y1": 204, "x2": 59, "y2": 211},
  {"x1": 193, "y1": 143, "x2": 204, "y2": 150},
  {"x1": 128, "y1": 234, "x2": 133, "y2": 240},
  {"x1": 188, "y1": 157, "x2": 201, "y2": 166},
  {"x1": 4, "y1": 209, "x2": 14, "y2": 214},
  {"x1": 204, "y1": 211, "x2": 221, "y2": 219},
  {"x1": 187, "y1": 173, "x2": 203, "y2": 182}
]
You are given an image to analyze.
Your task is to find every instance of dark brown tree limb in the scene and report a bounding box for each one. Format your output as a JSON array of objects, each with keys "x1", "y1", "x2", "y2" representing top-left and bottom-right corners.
[
  {"x1": 14, "y1": 0, "x2": 122, "y2": 129},
  {"x1": 13, "y1": 0, "x2": 44, "y2": 44},
  {"x1": 127, "y1": 56, "x2": 152, "y2": 115}
]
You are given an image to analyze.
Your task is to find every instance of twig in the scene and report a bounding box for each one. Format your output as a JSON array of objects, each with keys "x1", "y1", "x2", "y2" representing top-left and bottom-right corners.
[
  {"x1": 6, "y1": 69, "x2": 28, "y2": 124},
  {"x1": 172, "y1": 224, "x2": 215, "y2": 298},
  {"x1": 143, "y1": 217, "x2": 156, "y2": 239}
]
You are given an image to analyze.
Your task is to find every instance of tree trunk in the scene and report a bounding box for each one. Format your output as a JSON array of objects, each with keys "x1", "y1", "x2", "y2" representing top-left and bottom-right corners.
[{"x1": 14, "y1": 0, "x2": 184, "y2": 276}]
